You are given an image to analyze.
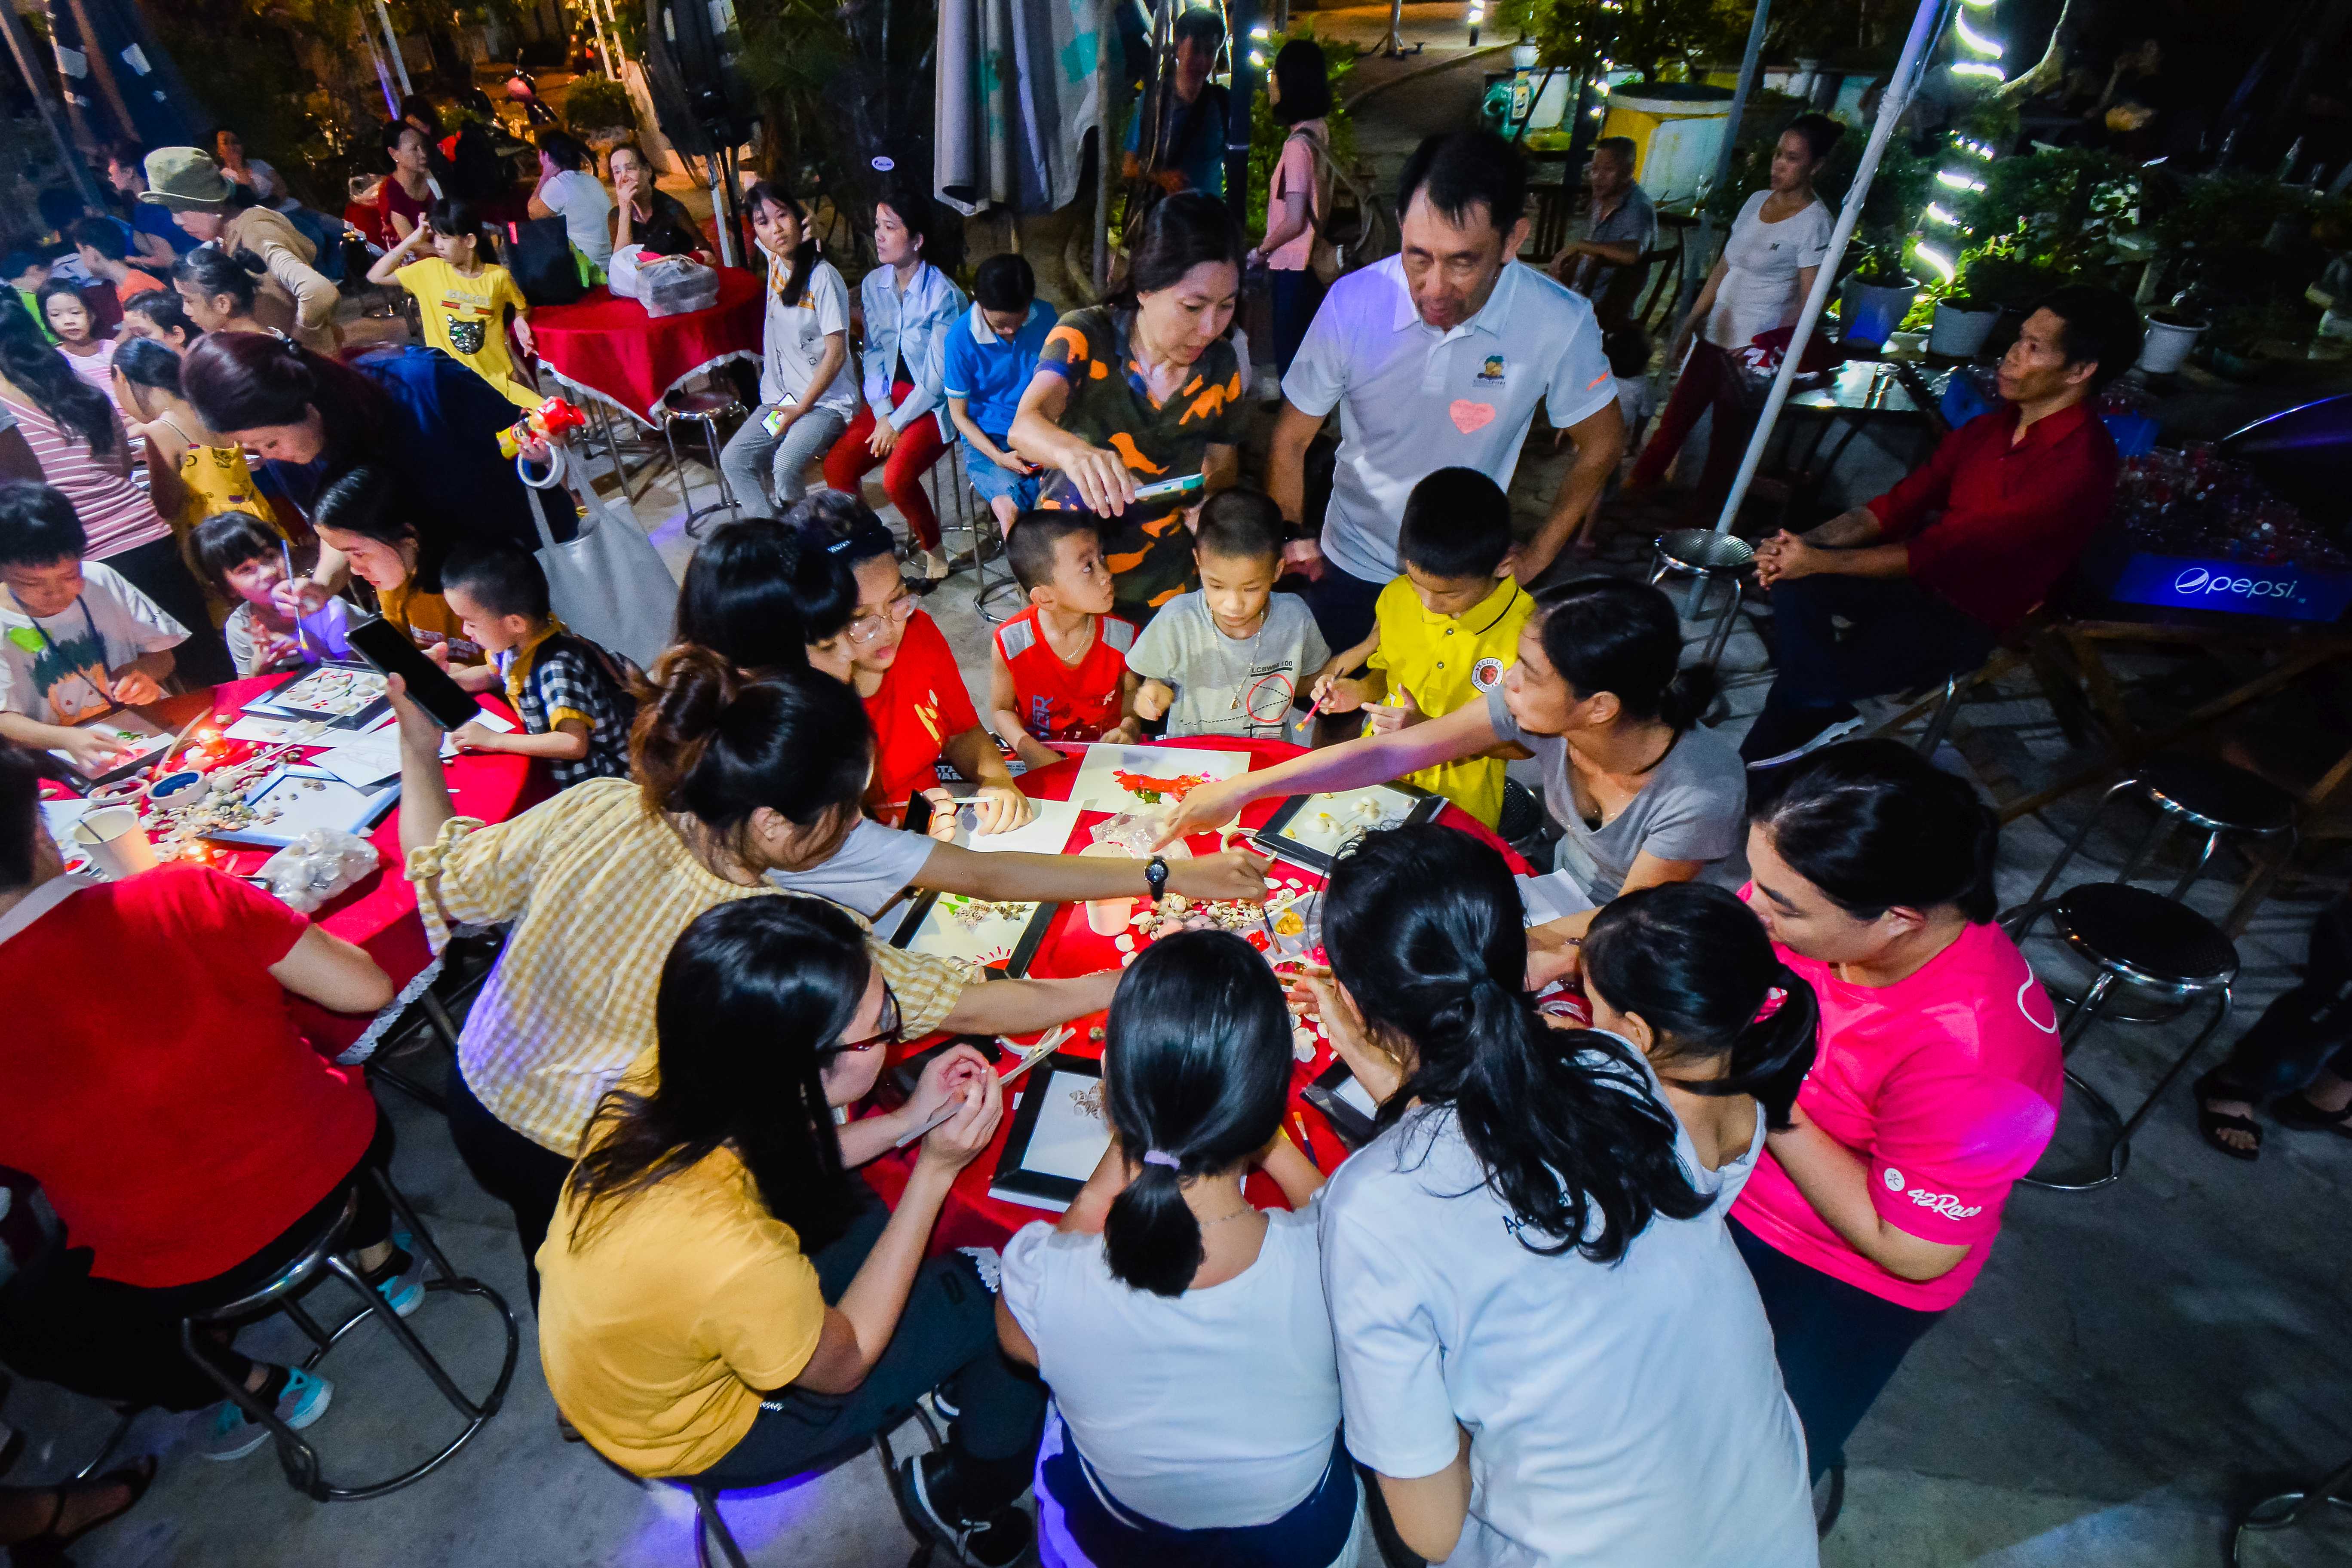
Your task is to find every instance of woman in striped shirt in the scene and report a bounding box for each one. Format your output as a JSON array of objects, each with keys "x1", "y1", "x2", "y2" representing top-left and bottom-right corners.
[{"x1": 0, "y1": 298, "x2": 227, "y2": 682}]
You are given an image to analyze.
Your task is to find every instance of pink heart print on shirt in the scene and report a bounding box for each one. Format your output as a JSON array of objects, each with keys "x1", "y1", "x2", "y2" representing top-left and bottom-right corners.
[{"x1": 1449, "y1": 399, "x2": 1497, "y2": 435}]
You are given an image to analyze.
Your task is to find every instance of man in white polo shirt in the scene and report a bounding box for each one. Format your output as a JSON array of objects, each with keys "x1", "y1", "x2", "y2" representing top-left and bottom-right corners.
[{"x1": 1269, "y1": 129, "x2": 1626, "y2": 650}]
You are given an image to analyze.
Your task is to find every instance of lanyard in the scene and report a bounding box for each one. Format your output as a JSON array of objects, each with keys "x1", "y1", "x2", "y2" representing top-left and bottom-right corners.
[{"x1": 5, "y1": 590, "x2": 111, "y2": 708}]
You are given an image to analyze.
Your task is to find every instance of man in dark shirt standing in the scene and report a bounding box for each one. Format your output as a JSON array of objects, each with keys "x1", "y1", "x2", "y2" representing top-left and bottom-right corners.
[{"x1": 1740, "y1": 286, "x2": 2144, "y2": 769}]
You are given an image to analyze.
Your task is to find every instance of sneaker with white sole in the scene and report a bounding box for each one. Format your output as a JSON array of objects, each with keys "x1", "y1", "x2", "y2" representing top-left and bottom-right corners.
[
  {"x1": 203, "y1": 1366, "x2": 332, "y2": 1461},
  {"x1": 892, "y1": 1454, "x2": 1032, "y2": 1568},
  {"x1": 1743, "y1": 712, "x2": 1865, "y2": 771},
  {"x1": 363, "y1": 1245, "x2": 425, "y2": 1318}
]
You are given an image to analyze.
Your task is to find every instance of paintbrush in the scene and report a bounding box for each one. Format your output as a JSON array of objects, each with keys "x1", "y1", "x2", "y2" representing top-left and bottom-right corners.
[{"x1": 892, "y1": 1025, "x2": 1073, "y2": 1148}]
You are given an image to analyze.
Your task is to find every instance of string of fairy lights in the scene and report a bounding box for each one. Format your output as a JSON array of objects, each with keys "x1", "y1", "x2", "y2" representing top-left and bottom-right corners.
[{"x1": 1912, "y1": 0, "x2": 2005, "y2": 285}]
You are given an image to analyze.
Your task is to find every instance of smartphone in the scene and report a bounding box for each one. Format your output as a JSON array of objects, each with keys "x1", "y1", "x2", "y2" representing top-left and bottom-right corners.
[
  {"x1": 344, "y1": 615, "x2": 485, "y2": 732},
  {"x1": 1131, "y1": 471, "x2": 1207, "y2": 504}
]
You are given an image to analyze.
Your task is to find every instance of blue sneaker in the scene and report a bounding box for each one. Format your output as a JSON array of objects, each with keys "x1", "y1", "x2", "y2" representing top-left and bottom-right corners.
[
  {"x1": 367, "y1": 1246, "x2": 426, "y2": 1319},
  {"x1": 203, "y1": 1366, "x2": 332, "y2": 1461}
]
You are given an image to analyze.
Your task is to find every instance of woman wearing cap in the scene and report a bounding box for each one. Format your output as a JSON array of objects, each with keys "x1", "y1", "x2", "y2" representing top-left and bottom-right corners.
[{"x1": 138, "y1": 147, "x2": 339, "y2": 353}]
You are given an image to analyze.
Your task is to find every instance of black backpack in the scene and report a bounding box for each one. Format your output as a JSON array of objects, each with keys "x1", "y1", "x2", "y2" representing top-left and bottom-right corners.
[{"x1": 506, "y1": 216, "x2": 587, "y2": 306}]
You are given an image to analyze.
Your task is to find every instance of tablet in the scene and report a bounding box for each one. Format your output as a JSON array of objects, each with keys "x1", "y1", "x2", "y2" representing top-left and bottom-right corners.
[
  {"x1": 887, "y1": 891, "x2": 1059, "y2": 976},
  {"x1": 1254, "y1": 782, "x2": 1441, "y2": 871}
]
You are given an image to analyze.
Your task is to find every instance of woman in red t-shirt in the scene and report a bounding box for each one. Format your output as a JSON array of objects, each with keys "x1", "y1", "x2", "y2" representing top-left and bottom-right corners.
[
  {"x1": 1726, "y1": 741, "x2": 2061, "y2": 1491},
  {"x1": 788, "y1": 493, "x2": 1034, "y2": 835},
  {"x1": 0, "y1": 746, "x2": 421, "y2": 1463}
]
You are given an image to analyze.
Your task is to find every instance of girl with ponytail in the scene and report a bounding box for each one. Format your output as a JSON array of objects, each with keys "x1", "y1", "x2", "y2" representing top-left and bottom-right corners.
[
  {"x1": 1312, "y1": 824, "x2": 1815, "y2": 1568},
  {"x1": 537, "y1": 899, "x2": 1046, "y2": 1562},
  {"x1": 997, "y1": 931, "x2": 1359, "y2": 1568},
  {"x1": 1158, "y1": 576, "x2": 1748, "y2": 933},
  {"x1": 1581, "y1": 880, "x2": 1820, "y2": 1172},
  {"x1": 1730, "y1": 738, "x2": 2060, "y2": 1494},
  {"x1": 383, "y1": 646, "x2": 1116, "y2": 1295}
]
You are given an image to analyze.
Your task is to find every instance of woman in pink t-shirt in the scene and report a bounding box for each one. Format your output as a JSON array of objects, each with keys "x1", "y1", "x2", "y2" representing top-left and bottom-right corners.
[
  {"x1": 1727, "y1": 741, "x2": 2062, "y2": 1492},
  {"x1": 1249, "y1": 40, "x2": 1331, "y2": 380}
]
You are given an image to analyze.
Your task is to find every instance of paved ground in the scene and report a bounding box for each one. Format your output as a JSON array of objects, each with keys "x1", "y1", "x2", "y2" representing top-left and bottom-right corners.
[{"x1": 13, "y1": 21, "x2": 2352, "y2": 1564}]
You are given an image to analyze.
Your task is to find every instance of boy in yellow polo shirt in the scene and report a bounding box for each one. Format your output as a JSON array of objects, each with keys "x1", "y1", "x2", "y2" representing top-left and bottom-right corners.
[{"x1": 1311, "y1": 467, "x2": 1532, "y2": 825}]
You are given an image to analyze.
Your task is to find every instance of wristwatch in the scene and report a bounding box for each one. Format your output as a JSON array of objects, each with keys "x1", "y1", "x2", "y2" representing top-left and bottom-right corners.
[{"x1": 1143, "y1": 855, "x2": 1171, "y2": 900}]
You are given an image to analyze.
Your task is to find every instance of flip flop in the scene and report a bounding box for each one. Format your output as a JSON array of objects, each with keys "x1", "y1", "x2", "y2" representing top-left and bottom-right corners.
[{"x1": 2193, "y1": 1072, "x2": 2263, "y2": 1162}]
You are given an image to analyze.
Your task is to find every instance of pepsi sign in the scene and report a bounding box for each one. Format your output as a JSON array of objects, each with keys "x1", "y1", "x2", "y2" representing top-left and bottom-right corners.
[{"x1": 2103, "y1": 552, "x2": 2352, "y2": 623}]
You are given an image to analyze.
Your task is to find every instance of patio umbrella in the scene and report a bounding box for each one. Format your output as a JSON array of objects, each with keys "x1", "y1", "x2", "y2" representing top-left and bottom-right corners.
[{"x1": 934, "y1": 0, "x2": 1107, "y2": 214}]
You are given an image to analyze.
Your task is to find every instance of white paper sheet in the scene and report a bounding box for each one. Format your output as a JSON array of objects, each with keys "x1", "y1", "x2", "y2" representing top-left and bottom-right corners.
[
  {"x1": 211, "y1": 769, "x2": 397, "y2": 844},
  {"x1": 1269, "y1": 786, "x2": 1420, "y2": 860},
  {"x1": 895, "y1": 895, "x2": 1042, "y2": 967},
  {"x1": 1016, "y1": 1069, "x2": 1114, "y2": 1181},
  {"x1": 1516, "y1": 869, "x2": 1597, "y2": 925},
  {"x1": 222, "y1": 713, "x2": 334, "y2": 745},
  {"x1": 1333, "y1": 1072, "x2": 1379, "y2": 1119},
  {"x1": 1064, "y1": 744, "x2": 1250, "y2": 812},
  {"x1": 941, "y1": 797, "x2": 1082, "y2": 855}
]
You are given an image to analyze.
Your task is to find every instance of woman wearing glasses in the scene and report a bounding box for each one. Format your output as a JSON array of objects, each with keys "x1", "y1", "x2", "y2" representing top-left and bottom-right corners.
[
  {"x1": 788, "y1": 491, "x2": 1033, "y2": 836},
  {"x1": 537, "y1": 897, "x2": 1046, "y2": 1564},
  {"x1": 387, "y1": 647, "x2": 1116, "y2": 1296}
]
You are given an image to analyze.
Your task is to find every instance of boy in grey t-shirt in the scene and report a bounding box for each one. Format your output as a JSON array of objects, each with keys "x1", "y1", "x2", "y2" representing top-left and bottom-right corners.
[{"x1": 1129, "y1": 491, "x2": 1337, "y2": 742}]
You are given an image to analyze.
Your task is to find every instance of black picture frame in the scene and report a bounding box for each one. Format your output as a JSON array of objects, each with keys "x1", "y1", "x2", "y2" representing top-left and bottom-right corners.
[
  {"x1": 1304, "y1": 1058, "x2": 1380, "y2": 1148},
  {"x1": 988, "y1": 1052, "x2": 1107, "y2": 1212},
  {"x1": 886, "y1": 892, "x2": 1061, "y2": 978},
  {"x1": 1253, "y1": 782, "x2": 1444, "y2": 871},
  {"x1": 241, "y1": 661, "x2": 391, "y2": 731}
]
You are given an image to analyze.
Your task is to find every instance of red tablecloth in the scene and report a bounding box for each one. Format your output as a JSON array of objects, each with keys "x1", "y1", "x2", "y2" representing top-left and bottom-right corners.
[
  {"x1": 862, "y1": 736, "x2": 1527, "y2": 1252},
  {"x1": 43, "y1": 674, "x2": 547, "y2": 1061},
  {"x1": 529, "y1": 267, "x2": 764, "y2": 425}
]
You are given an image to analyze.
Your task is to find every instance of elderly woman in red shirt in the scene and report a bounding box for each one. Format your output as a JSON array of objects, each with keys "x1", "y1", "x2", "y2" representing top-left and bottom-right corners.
[
  {"x1": 1740, "y1": 287, "x2": 2144, "y2": 770},
  {"x1": 0, "y1": 744, "x2": 418, "y2": 1464},
  {"x1": 786, "y1": 492, "x2": 1035, "y2": 837}
]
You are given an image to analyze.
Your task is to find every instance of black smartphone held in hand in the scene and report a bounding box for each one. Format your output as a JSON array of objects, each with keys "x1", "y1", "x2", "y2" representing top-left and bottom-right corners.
[{"x1": 344, "y1": 616, "x2": 484, "y2": 732}]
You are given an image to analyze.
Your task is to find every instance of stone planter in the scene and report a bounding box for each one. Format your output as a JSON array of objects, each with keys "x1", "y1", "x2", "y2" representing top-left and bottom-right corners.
[
  {"x1": 1840, "y1": 275, "x2": 1922, "y2": 348},
  {"x1": 2137, "y1": 312, "x2": 2207, "y2": 374},
  {"x1": 1927, "y1": 298, "x2": 1999, "y2": 359}
]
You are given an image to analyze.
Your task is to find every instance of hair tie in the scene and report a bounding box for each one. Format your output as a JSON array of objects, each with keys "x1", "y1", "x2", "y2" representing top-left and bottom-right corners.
[
  {"x1": 1141, "y1": 1149, "x2": 1180, "y2": 1169},
  {"x1": 1752, "y1": 985, "x2": 1789, "y2": 1025},
  {"x1": 825, "y1": 536, "x2": 855, "y2": 554}
]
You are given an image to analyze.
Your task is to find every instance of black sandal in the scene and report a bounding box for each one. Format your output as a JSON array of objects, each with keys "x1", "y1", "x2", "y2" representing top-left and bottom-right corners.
[
  {"x1": 10, "y1": 1455, "x2": 158, "y2": 1562},
  {"x1": 2270, "y1": 1091, "x2": 2352, "y2": 1138},
  {"x1": 2193, "y1": 1072, "x2": 2264, "y2": 1162}
]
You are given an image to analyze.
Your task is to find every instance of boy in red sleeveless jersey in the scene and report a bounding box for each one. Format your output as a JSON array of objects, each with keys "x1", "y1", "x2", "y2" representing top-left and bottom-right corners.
[{"x1": 988, "y1": 511, "x2": 1141, "y2": 770}]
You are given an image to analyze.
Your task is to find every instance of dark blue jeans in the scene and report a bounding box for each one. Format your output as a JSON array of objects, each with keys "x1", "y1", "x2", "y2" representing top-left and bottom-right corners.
[
  {"x1": 1270, "y1": 268, "x2": 1325, "y2": 383},
  {"x1": 2208, "y1": 894, "x2": 2352, "y2": 1099},
  {"x1": 1731, "y1": 1217, "x2": 1943, "y2": 1480},
  {"x1": 1762, "y1": 573, "x2": 1999, "y2": 715}
]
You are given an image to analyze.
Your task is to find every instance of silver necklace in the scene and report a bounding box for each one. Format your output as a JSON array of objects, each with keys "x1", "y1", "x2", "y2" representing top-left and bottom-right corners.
[{"x1": 1224, "y1": 610, "x2": 1269, "y2": 714}]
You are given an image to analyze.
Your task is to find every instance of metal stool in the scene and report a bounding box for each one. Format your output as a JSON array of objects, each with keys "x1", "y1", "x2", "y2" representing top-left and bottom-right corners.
[
  {"x1": 2230, "y1": 1449, "x2": 2352, "y2": 1565},
  {"x1": 2002, "y1": 882, "x2": 2239, "y2": 1191},
  {"x1": 179, "y1": 1168, "x2": 519, "y2": 1499},
  {"x1": 687, "y1": 1400, "x2": 944, "y2": 1567},
  {"x1": 2022, "y1": 755, "x2": 2298, "y2": 933},
  {"x1": 1648, "y1": 528, "x2": 1755, "y2": 669},
  {"x1": 658, "y1": 390, "x2": 746, "y2": 537}
]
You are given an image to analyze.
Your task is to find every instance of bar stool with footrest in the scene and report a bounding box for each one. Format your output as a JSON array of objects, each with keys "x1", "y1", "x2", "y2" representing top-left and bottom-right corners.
[
  {"x1": 926, "y1": 444, "x2": 1024, "y2": 624},
  {"x1": 2230, "y1": 1447, "x2": 2352, "y2": 1566},
  {"x1": 2000, "y1": 883, "x2": 2239, "y2": 1191},
  {"x1": 177, "y1": 1168, "x2": 518, "y2": 1499},
  {"x1": 659, "y1": 390, "x2": 747, "y2": 537},
  {"x1": 680, "y1": 1398, "x2": 947, "y2": 1567},
  {"x1": 1648, "y1": 529, "x2": 1754, "y2": 672},
  {"x1": 2021, "y1": 755, "x2": 2298, "y2": 937}
]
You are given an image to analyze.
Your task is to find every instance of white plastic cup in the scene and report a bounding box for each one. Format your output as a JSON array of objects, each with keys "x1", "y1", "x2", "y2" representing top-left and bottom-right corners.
[{"x1": 72, "y1": 807, "x2": 158, "y2": 880}]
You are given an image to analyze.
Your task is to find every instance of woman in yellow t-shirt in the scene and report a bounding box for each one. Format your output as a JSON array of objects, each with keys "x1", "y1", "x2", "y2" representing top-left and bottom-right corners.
[
  {"x1": 367, "y1": 198, "x2": 540, "y2": 408},
  {"x1": 535, "y1": 897, "x2": 1044, "y2": 1562},
  {"x1": 311, "y1": 462, "x2": 482, "y2": 663}
]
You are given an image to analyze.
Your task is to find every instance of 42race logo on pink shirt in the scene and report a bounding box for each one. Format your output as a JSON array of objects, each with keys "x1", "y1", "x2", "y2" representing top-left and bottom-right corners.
[{"x1": 1882, "y1": 1167, "x2": 1982, "y2": 1221}]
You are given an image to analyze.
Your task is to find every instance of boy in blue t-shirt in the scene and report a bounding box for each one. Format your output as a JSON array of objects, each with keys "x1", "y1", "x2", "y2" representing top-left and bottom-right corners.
[{"x1": 941, "y1": 253, "x2": 1056, "y2": 538}]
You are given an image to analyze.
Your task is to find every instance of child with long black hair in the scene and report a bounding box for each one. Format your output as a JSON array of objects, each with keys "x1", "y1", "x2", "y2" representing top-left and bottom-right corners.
[
  {"x1": 996, "y1": 930, "x2": 1355, "y2": 1568},
  {"x1": 1312, "y1": 824, "x2": 1815, "y2": 1568},
  {"x1": 536, "y1": 896, "x2": 1044, "y2": 1567},
  {"x1": 1581, "y1": 879, "x2": 1819, "y2": 1176}
]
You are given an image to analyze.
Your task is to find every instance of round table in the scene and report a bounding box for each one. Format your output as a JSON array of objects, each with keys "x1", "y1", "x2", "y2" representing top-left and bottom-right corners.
[
  {"x1": 529, "y1": 267, "x2": 764, "y2": 426},
  {"x1": 863, "y1": 736, "x2": 1527, "y2": 1252},
  {"x1": 42, "y1": 673, "x2": 547, "y2": 1062}
]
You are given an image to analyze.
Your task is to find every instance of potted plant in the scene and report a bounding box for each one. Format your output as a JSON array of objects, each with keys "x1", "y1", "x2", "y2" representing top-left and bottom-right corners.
[
  {"x1": 2138, "y1": 304, "x2": 2209, "y2": 374},
  {"x1": 1840, "y1": 243, "x2": 1921, "y2": 348},
  {"x1": 1928, "y1": 281, "x2": 2000, "y2": 358},
  {"x1": 563, "y1": 77, "x2": 638, "y2": 149}
]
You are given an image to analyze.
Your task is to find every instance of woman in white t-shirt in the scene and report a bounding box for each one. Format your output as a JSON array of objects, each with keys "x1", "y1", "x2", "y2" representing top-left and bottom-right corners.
[
  {"x1": 1312, "y1": 825, "x2": 1818, "y2": 1568},
  {"x1": 718, "y1": 182, "x2": 858, "y2": 518},
  {"x1": 997, "y1": 930, "x2": 1362, "y2": 1568},
  {"x1": 1631, "y1": 113, "x2": 1842, "y2": 519},
  {"x1": 527, "y1": 129, "x2": 614, "y2": 271}
]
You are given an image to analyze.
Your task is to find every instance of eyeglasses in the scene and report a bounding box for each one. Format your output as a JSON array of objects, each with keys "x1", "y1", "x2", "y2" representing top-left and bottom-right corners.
[
  {"x1": 845, "y1": 593, "x2": 919, "y2": 646},
  {"x1": 841, "y1": 982, "x2": 904, "y2": 1052}
]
